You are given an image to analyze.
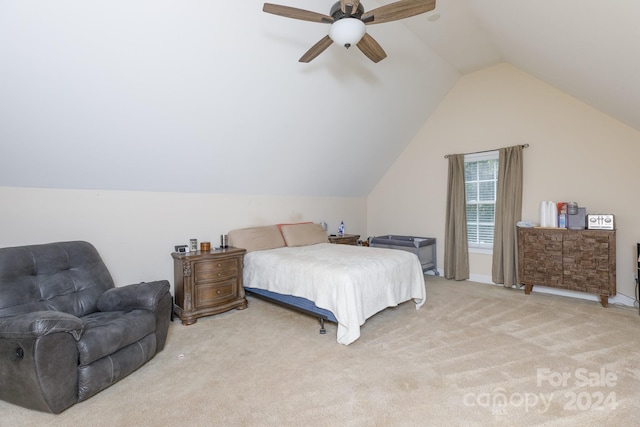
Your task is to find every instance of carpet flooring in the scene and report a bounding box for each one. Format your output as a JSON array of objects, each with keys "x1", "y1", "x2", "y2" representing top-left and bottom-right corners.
[{"x1": 2, "y1": 276, "x2": 640, "y2": 426}]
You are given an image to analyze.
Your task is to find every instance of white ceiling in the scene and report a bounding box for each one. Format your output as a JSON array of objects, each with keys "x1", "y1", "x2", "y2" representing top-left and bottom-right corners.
[
  {"x1": 0, "y1": 1, "x2": 638, "y2": 197},
  {"x1": 412, "y1": 0, "x2": 640, "y2": 130}
]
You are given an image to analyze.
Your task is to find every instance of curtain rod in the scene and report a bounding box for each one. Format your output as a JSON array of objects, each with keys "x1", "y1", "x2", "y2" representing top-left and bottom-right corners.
[{"x1": 444, "y1": 143, "x2": 529, "y2": 159}]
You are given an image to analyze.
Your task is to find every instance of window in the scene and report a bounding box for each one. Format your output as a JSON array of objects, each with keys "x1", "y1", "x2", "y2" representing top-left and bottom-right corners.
[{"x1": 464, "y1": 151, "x2": 499, "y2": 249}]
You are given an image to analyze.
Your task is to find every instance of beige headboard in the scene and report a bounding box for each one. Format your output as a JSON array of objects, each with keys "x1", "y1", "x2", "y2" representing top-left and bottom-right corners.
[
  {"x1": 227, "y1": 225, "x2": 286, "y2": 252},
  {"x1": 279, "y1": 223, "x2": 328, "y2": 247},
  {"x1": 228, "y1": 223, "x2": 328, "y2": 252}
]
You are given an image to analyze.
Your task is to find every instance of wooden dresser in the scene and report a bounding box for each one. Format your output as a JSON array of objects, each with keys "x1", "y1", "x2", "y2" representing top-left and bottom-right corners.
[
  {"x1": 517, "y1": 227, "x2": 616, "y2": 307},
  {"x1": 172, "y1": 247, "x2": 247, "y2": 325}
]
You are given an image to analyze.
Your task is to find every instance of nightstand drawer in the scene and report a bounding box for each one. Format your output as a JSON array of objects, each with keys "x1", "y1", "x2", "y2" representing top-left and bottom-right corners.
[
  {"x1": 194, "y1": 258, "x2": 238, "y2": 282},
  {"x1": 194, "y1": 279, "x2": 238, "y2": 308},
  {"x1": 328, "y1": 234, "x2": 360, "y2": 246}
]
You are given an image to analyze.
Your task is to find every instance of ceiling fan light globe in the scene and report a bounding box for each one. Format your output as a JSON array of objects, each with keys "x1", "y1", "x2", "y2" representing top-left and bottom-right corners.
[{"x1": 328, "y1": 18, "x2": 366, "y2": 48}]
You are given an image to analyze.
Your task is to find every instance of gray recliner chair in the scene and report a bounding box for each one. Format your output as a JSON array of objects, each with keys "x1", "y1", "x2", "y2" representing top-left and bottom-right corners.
[{"x1": 0, "y1": 241, "x2": 172, "y2": 413}]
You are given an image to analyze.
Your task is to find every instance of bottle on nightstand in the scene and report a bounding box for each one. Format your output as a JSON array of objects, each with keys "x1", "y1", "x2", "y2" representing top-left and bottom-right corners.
[{"x1": 338, "y1": 221, "x2": 345, "y2": 236}]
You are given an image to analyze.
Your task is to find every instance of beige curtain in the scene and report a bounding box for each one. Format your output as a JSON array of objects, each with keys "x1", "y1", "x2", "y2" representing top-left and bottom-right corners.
[
  {"x1": 444, "y1": 154, "x2": 469, "y2": 280},
  {"x1": 492, "y1": 145, "x2": 523, "y2": 286}
]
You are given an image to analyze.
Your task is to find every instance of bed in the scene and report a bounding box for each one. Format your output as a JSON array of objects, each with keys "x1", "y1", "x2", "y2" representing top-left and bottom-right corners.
[{"x1": 228, "y1": 223, "x2": 426, "y2": 345}]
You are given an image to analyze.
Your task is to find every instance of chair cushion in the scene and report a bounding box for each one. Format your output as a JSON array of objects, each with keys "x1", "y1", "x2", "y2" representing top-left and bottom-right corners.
[
  {"x1": 78, "y1": 334, "x2": 157, "y2": 402},
  {"x1": 77, "y1": 310, "x2": 156, "y2": 365},
  {"x1": 0, "y1": 241, "x2": 115, "y2": 319}
]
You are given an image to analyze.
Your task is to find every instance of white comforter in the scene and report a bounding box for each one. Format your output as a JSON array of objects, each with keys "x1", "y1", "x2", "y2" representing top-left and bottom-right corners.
[{"x1": 243, "y1": 243, "x2": 426, "y2": 345}]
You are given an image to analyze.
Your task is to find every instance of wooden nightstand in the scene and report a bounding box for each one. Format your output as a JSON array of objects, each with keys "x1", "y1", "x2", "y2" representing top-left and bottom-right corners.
[
  {"x1": 328, "y1": 234, "x2": 360, "y2": 246},
  {"x1": 171, "y1": 247, "x2": 247, "y2": 325}
]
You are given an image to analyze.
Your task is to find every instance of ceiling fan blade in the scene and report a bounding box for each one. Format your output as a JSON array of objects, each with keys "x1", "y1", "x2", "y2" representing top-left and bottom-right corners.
[
  {"x1": 340, "y1": 0, "x2": 361, "y2": 15},
  {"x1": 263, "y1": 3, "x2": 334, "y2": 24},
  {"x1": 361, "y1": 0, "x2": 436, "y2": 25},
  {"x1": 299, "y1": 36, "x2": 334, "y2": 63},
  {"x1": 356, "y1": 33, "x2": 387, "y2": 63}
]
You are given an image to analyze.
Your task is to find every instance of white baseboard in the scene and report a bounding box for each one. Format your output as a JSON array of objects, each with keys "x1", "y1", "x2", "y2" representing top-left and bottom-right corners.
[{"x1": 461, "y1": 273, "x2": 637, "y2": 308}]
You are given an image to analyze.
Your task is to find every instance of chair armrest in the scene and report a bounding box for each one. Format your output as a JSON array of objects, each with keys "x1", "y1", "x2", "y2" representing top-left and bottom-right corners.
[
  {"x1": 97, "y1": 280, "x2": 170, "y2": 313},
  {"x1": 0, "y1": 311, "x2": 83, "y2": 341},
  {"x1": 0, "y1": 312, "x2": 81, "y2": 413}
]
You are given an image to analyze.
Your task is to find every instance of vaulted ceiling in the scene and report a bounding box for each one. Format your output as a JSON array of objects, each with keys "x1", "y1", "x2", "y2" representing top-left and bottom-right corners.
[
  {"x1": 416, "y1": 0, "x2": 640, "y2": 128},
  {"x1": 1, "y1": 1, "x2": 637, "y2": 197}
]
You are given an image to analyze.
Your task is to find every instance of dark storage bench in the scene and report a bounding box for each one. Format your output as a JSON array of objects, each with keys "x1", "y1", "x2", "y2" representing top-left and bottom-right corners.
[{"x1": 370, "y1": 235, "x2": 439, "y2": 275}]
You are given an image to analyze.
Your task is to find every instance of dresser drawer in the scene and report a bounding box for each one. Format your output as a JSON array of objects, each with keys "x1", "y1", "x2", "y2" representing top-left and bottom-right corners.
[
  {"x1": 194, "y1": 279, "x2": 238, "y2": 308},
  {"x1": 194, "y1": 258, "x2": 239, "y2": 282}
]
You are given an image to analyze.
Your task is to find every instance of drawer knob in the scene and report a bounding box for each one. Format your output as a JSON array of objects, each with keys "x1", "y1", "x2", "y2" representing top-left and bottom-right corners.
[
  {"x1": 217, "y1": 263, "x2": 221, "y2": 267},
  {"x1": 217, "y1": 273, "x2": 221, "y2": 277},
  {"x1": 217, "y1": 290, "x2": 221, "y2": 294}
]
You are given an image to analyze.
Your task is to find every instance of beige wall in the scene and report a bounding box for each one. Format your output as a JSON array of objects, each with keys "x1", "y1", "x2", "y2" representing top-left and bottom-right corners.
[
  {"x1": 0, "y1": 187, "x2": 366, "y2": 292},
  {"x1": 367, "y1": 63, "x2": 640, "y2": 299},
  {"x1": 3, "y1": 63, "x2": 639, "y2": 301}
]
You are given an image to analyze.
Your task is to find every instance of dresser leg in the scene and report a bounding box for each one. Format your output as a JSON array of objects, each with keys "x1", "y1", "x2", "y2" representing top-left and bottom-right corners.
[
  {"x1": 599, "y1": 295, "x2": 608, "y2": 308},
  {"x1": 524, "y1": 283, "x2": 533, "y2": 295}
]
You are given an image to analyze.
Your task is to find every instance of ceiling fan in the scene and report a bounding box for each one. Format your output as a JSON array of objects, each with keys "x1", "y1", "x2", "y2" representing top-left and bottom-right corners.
[{"x1": 263, "y1": 0, "x2": 437, "y2": 63}]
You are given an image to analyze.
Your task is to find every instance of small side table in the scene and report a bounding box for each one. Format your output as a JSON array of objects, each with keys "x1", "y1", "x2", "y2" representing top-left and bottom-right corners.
[
  {"x1": 328, "y1": 234, "x2": 360, "y2": 246},
  {"x1": 171, "y1": 247, "x2": 247, "y2": 325}
]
